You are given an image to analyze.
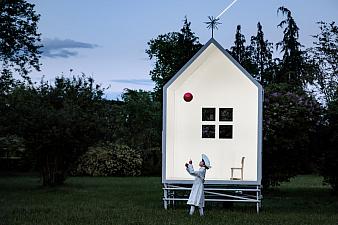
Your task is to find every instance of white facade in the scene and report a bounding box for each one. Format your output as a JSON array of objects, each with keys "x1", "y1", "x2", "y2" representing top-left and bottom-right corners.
[{"x1": 162, "y1": 39, "x2": 263, "y2": 185}]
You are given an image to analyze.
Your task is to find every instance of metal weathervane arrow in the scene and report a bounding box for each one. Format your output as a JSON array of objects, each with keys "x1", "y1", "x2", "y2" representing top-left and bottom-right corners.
[{"x1": 205, "y1": 0, "x2": 239, "y2": 38}]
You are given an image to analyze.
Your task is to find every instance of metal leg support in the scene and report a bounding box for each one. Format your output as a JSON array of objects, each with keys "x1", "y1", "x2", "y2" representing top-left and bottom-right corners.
[{"x1": 164, "y1": 183, "x2": 168, "y2": 209}]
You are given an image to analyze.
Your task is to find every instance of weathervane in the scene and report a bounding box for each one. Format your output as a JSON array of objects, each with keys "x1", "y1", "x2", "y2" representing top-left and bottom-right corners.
[
  {"x1": 205, "y1": 0, "x2": 239, "y2": 38},
  {"x1": 205, "y1": 16, "x2": 221, "y2": 38}
]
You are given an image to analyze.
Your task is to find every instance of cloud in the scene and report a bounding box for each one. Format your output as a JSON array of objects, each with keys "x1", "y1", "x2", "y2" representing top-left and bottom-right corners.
[
  {"x1": 103, "y1": 91, "x2": 123, "y2": 100},
  {"x1": 41, "y1": 38, "x2": 98, "y2": 58},
  {"x1": 110, "y1": 79, "x2": 154, "y2": 86}
]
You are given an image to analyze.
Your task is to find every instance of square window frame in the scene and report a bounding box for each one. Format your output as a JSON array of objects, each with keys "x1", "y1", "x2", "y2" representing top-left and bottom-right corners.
[
  {"x1": 202, "y1": 108, "x2": 216, "y2": 121},
  {"x1": 219, "y1": 125, "x2": 233, "y2": 139},
  {"x1": 202, "y1": 125, "x2": 216, "y2": 138},
  {"x1": 219, "y1": 108, "x2": 233, "y2": 122}
]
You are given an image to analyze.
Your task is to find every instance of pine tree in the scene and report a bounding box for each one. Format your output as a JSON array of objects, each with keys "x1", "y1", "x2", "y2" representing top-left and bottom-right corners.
[
  {"x1": 230, "y1": 25, "x2": 257, "y2": 77},
  {"x1": 310, "y1": 21, "x2": 338, "y2": 103},
  {"x1": 230, "y1": 25, "x2": 247, "y2": 63},
  {"x1": 276, "y1": 6, "x2": 313, "y2": 89},
  {"x1": 250, "y1": 22, "x2": 274, "y2": 86}
]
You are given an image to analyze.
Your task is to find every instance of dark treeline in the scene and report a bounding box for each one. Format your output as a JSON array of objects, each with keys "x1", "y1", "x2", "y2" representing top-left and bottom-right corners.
[{"x1": 0, "y1": 1, "x2": 337, "y2": 191}]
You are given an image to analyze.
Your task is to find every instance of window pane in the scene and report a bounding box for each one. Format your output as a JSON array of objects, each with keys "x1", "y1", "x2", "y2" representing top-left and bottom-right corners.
[
  {"x1": 219, "y1": 108, "x2": 233, "y2": 121},
  {"x1": 202, "y1": 108, "x2": 215, "y2": 121},
  {"x1": 219, "y1": 125, "x2": 233, "y2": 139},
  {"x1": 202, "y1": 125, "x2": 215, "y2": 138}
]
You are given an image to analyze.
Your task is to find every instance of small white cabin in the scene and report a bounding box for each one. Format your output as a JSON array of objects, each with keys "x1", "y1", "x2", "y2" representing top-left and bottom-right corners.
[{"x1": 162, "y1": 38, "x2": 263, "y2": 185}]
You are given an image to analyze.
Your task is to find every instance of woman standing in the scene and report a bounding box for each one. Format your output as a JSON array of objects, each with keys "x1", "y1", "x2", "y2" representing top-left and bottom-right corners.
[{"x1": 185, "y1": 154, "x2": 211, "y2": 216}]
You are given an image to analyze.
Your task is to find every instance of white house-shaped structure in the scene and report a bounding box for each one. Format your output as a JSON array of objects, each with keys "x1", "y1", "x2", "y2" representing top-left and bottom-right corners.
[{"x1": 162, "y1": 38, "x2": 263, "y2": 186}]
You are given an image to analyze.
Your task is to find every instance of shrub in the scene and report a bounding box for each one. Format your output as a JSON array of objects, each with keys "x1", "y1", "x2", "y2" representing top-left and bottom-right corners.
[
  {"x1": 73, "y1": 143, "x2": 142, "y2": 176},
  {"x1": 321, "y1": 89, "x2": 338, "y2": 192},
  {"x1": 262, "y1": 84, "x2": 322, "y2": 187}
]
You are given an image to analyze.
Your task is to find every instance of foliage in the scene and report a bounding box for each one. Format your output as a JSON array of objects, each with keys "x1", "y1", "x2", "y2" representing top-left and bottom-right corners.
[
  {"x1": 310, "y1": 21, "x2": 338, "y2": 103},
  {"x1": 117, "y1": 89, "x2": 162, "y2": 176},
  {"x1": 229, "y1": 25, "x2": 257, "y2": 76},
  {"x1": 0, "y1": 0, "x2": 42, "y2": 77},
  {"x1": 0, "y1": 74, "x2": 107, "y2": 186},
  {"x1": 320, "y1": 88, "x2": 338, "y2": 192},
  {"x1": 120, "y1": 89, "x2": 161, "y2": 150},
  {"x1": 73, "y1": 143, "x2": 142, "y2": 177},
  {"x1": 249, "y1": 22, "x2": 275, "y2": 86},
  {"x1": 146, "y1": 17, "x2": 202, "y2": 101},
  {"x1": 276, "y1": 7, "x2": 315, "y2": 89},
  {"x1": 262, "y1": 84, "x2": 322, "y2": 187}
]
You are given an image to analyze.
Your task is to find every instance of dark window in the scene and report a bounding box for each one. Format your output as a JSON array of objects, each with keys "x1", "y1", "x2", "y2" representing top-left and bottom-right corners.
[
  {"x1": 202, "y1": 125, "x2": 215, "y2": 138},
  {"x1": 219, "y1": 108, "x2": 233, "y2": 121},
  {"x1": 202, "y1": 108, "x2": 215, "y2": 121},
  {"x1": 219, "y1": 125, "x2": 233, "y2": 139}
]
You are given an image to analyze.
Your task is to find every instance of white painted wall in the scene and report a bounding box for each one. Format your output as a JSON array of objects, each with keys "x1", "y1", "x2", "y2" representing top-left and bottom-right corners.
[{"x1": 165, "y1": 43, "x2": 259, "y2": 182}]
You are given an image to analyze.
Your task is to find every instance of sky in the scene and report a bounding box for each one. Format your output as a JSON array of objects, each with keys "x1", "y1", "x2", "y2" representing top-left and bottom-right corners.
[{"x1": 28, "y1": 0, "x2": 338, "y2": 100}]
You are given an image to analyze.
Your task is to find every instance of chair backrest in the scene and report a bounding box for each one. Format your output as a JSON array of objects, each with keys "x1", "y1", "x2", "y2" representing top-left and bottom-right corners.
[{"x1": 241, "y1": 157, "x2": 245, "y2": 169}]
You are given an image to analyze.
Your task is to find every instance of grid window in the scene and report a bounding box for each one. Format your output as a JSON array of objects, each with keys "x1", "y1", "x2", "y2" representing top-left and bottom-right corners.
[
  {"x1": 219, "y1": 125, "x2": 233, "y2": 139},
  {"x1": 202, "y1": 125, "x2": 215, "y2": 138},
  {"x1": 202, "y1": 108, "x2": 215, "y2": 121},
  {"x1": 219, "y1": 108, "x2": 233, "y2": 121}
]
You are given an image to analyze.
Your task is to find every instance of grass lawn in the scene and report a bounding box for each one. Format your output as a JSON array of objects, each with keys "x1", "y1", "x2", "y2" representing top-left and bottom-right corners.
[{"x1": 0, "y1": 175, "x2": 337, "y2": 225}]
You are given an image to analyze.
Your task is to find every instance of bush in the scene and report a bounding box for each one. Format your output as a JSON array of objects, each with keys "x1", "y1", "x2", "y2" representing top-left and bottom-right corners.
[
  {"x1": 321, "y1": 90, "x2": 338, "y2": 192},
  {"x1": 73, "y1": 143, "x2": 142, "y2": 176},
  {"x1": 262, "y1": 84, "x2": 322, "y2": 187}
]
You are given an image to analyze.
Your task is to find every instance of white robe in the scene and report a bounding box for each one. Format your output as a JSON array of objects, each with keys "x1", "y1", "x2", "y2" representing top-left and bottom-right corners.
[{"x1": 186, "y1": 164, "x2": 206, "y2": 207}]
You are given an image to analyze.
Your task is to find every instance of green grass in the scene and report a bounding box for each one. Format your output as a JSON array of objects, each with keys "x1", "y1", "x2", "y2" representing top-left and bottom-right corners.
[{"x1": 0, "y1": 175, "x2": 337, "y2": 225}]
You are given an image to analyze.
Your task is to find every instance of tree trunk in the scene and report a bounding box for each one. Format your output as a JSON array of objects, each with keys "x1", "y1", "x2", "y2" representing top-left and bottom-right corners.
[{"x1": 41, "y1": 154, "x2": 66, "y2": 186}]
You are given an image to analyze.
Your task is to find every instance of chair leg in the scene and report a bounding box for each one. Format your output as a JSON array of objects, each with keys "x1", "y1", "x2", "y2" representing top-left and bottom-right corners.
[{"x1": 241, "y1": 169, "x2": 243, "y2": 180}]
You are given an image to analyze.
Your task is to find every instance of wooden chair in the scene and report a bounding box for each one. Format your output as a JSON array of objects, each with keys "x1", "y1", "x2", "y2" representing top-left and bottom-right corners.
[{"x1": 230, "y1": 157, "x2": 245, "y2": 180}]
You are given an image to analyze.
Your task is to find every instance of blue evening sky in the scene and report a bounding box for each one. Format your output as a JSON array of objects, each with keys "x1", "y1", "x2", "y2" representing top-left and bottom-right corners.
[{"x1": 28, "y1": 0, "x2": 338, "y2": 100}]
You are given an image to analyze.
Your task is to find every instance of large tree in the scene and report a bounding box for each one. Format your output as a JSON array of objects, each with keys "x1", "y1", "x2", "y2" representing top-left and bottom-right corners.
[
  {"x1": 310, "y1": 21, "x2": 338, "y2": 104},
  {"x1": 0, "y1": 0, "x2": 42, "y2": 78},
  {"x1": 120, "y1": 89, "x2": 162, "y2": 175},
  {"x1": 276, "y1": 7, "x2": 314, "y2": 89},
  {"x1": 229, "y1": 25, "x2": 257, "y2": 76},
  {"x1": 120, "y1": 89, "x2": 161, "y2": 150},
  {"x1": 146, "y1": 17, "x2": 202, "y2": 101},
  {"x1": 321, "y1": 87, "x2": 338, "y2": 192},
  {"x1": 1, "y1": 75, "x2": 107, "y2": 186},
  {"x1": 250, "y1": 22, "x2": 275, "y2": 86}
]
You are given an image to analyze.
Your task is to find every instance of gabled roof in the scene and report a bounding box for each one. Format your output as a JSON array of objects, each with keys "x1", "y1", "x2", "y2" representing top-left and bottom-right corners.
[{"x1": 163, "y1": 38, "x2": 263, "y2": 91}]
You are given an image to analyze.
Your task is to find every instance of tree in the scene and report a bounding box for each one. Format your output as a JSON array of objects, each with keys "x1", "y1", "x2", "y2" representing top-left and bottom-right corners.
[
  {"x1": 276, "y1": 7, "x2": 314, "y2": 89},
  {"x1": 263, "y1": 84, "x2": 322, "y2": 187},
  {"x1": 229, "y1": 25, "x2": 257, "y2": 76},
  {"x1": 250, "y1": 22, "x2": 275, "y2": 86},
  {"x1": 120, "y1": 89, "x2": 162, "y2": 175},
  {"x1": 1, "y1": 75, "x2": 107, "y2": 186},
  {"x1": 230, "y1": 25, "x2": 247, "y2": 64},
  {"x1": 310, "y1": 21, "x2": 338, "y2": 104},
  {"x1": 320, "y1": 87, "x2": 338, "y2": 192},
  {"x1": 120, "y1": 89, "x2": 161, "y2": 149},
  {"x1": 146, "y1": 17, "x2": 202, "y2": 101},
  {"x1": 0, "y1": 0, "x2": 42, "y2": 78}
]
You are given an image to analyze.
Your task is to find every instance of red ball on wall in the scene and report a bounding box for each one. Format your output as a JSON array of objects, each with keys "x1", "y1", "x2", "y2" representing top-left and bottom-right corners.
[{"x1": 183, "y1": 92, "x2": 193, "y2": 102}]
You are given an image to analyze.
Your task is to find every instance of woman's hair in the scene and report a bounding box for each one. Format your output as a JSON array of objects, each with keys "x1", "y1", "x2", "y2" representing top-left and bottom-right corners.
[{"x1": 202, "y1": 159, "x2": 209, "y2": 170}]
